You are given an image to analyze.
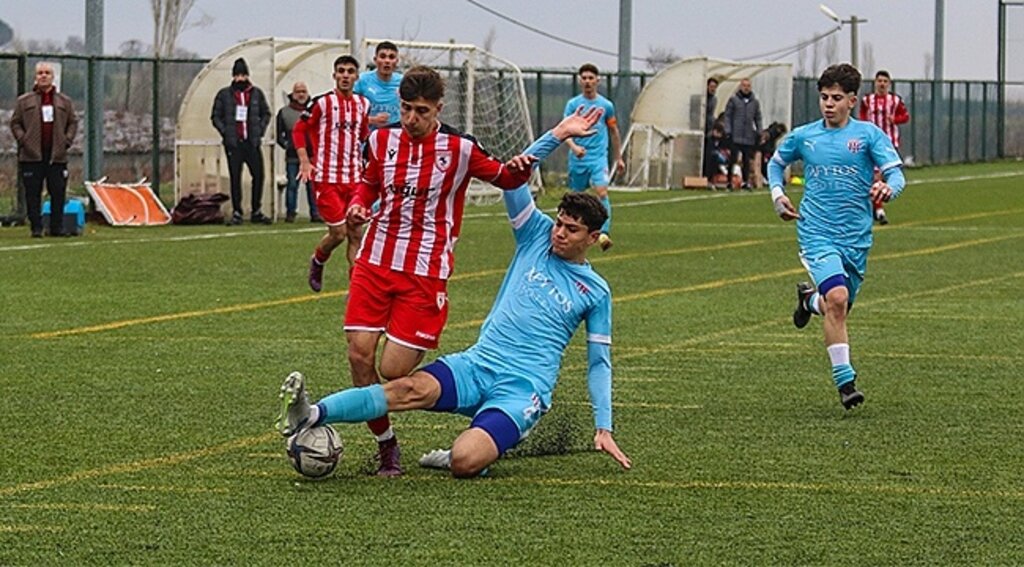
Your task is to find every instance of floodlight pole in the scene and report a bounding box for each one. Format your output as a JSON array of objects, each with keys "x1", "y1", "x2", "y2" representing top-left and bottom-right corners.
[
  {"x1": 819, "y1": 4, "x2": 866, "y2": 69},
  {"x1": 997, "y1": 0, "x2": 1023, "y2": 157},
  {"x1": 616, "y1": 0, "x2": 633, "y2": 137},
  {"x1": 85, "y1": 0, "x2": 104, "y2": 182}
]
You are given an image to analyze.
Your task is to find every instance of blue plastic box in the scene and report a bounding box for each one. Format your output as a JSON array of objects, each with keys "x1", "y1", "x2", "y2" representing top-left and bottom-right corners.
[{"x1": 42, "y1": 199, "x2": 86, "y2": 236}]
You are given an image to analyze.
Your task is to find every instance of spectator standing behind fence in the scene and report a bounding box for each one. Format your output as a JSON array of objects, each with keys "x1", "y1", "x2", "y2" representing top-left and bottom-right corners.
[
  {"x1": 211, "y1": 58, "x2": 272, "y2": 225},
  {"x1": 858, "y1": 70, "x2": 910, "y2": 226},
  {"x1": 276, "y1": 81, "x2": 321, "y2": 223},
  {"x1": 10, "y1": 62, "x2": 78, "y2": 238},
  {"x1": 724, "y1": 78, "x2": 762, "y2": 190},
  {"x1": 702, "y1": 76, "x2": 719, "y2": 181}
]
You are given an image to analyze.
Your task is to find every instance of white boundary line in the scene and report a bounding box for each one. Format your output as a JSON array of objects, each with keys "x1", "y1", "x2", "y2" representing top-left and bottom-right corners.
[{"x1": 2, "y1": 170, "x2": 1021, "y2": 253}]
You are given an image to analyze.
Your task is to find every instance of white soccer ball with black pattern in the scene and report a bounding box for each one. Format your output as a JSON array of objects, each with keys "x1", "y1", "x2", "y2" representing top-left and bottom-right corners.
[{"x1": 286, "y1": 425, "x2": 343, "y2": 479}]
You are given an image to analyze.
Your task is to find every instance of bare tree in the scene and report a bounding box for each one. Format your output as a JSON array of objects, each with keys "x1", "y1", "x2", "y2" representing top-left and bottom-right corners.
[
  {"x1": 645, "y1": 45, "x2": 680, "y2": 72},
  {"x1": 860, "y1": 42, "x2": 875, "y2": 78},
  {"x1": 796, "y1": 37, "x2": 808, "y2": 77},
  {"x1": 923, "y1": 52, "x2": 933, "y2": 80},
  {"x1": 150, "y1": 0, "x2": 211, "y2": 57},
  {"x1": 824, "y1": 35, "x2": 839, "y2": 65}
]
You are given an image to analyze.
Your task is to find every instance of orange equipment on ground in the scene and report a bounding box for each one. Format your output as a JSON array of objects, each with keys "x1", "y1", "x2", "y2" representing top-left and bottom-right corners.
[{"x1": 85, "y1": 178, "x2": 172, "y2": 226}]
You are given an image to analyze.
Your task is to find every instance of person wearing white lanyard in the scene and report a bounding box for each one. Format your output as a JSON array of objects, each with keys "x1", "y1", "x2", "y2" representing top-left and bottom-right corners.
[
  {"x1": 211, "y1": 58, "x2": 272, "y2": 225},
  {"x1": 10, "y1": 61, "x2": 79, "y2": 238}
]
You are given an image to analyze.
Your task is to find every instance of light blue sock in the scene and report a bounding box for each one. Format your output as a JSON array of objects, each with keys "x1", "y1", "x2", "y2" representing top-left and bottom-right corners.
[
  {"x1": 831, "y1": 364, "x2": 856, "y2": 388},
  {"x1": 600, "y1": 195, "x2": 612, "y2": 234},
  {"x1": 315, "y1": 384, "x2": 388, "y2": 425}
]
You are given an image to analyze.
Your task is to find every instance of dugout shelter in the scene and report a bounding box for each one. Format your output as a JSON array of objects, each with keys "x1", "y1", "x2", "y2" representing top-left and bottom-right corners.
[
  {"x1": 619, "y1": 57, "x2": 793, "y2": 190},
  {"x1": 175, "y1": 37, "x2": 352, "y2": 220}
]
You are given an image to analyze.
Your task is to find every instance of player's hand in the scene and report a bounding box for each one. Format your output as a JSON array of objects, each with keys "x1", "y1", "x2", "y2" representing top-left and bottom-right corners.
[
  {"x1": 572, "y1": 146, "x2": 587, "y2": 159},
  {"x1": 614, "y1": 157, "x2": 626, "y2": 176},
  {"x1": 371, "y1": 112, "x2": 389, "y2": 126},
  {"x1": 773, "y1": 195, "x2": 800, "y2": 221},
  {"x1": 553, "y1": 106, "x2": 603, "y2": 140},
  {"x1": 595, "y1": 429, "x2": 631, "y2": 470},
  {"x1": 298, "y1": 161, "x2": 315, "y2": 183},
  {"x1": 505, "y1": 154, "x2": 538, "y2": 172},
  {"x1": 869, "y1": 180, "x2": 893, "y2": 205},
  {"x1": 347, "y1": 204, "x2": 370, "y2": 225}
]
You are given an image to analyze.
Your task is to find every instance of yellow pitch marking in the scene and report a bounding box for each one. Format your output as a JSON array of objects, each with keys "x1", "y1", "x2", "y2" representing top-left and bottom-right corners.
[
  {"x1": 0, "y1": 525, "x2": 63, "y2": 533},
  {"x1": 0, "y1": 432, "x2": 276, "y2": 497},
  {"x1": 12, "y1": 502, "x2": 155, "y2": 513},
  {"x1": 97, "y1": 484, "x2": 229, "y2": 494}
]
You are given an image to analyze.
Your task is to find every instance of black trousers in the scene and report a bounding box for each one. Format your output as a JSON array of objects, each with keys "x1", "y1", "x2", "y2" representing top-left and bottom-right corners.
[
  {"x1": 727, "y1": 142, "x2": 755, "y2": 187},
  {"x1": 225, "y1": 142, "x2": 264, "y2": 216},
  {"x1": 21, "y1": 161, "x2": 68, "y2": 235}
]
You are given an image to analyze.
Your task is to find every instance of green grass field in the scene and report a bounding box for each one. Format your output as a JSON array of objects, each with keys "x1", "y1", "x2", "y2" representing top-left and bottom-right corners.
[{"x1": 2, "y1": 161, "x2": 1023, "y2": 565}]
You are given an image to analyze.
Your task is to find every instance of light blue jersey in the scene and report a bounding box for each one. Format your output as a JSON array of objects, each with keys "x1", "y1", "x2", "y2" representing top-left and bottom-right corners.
[
  {"x1": 564, "y1": 94, "x2": 616, "y2": 167},
  {"x1": 769, "y1": 118, "x2": 905, "y2": 249},
  {"x1": 353, "y1": 70, "x2": 403, "y2": 127}
]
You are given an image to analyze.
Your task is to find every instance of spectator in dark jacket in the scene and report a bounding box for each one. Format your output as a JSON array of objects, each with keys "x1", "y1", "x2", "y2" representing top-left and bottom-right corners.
[
  {"x1": 275, "y1": 82, "x2": 320, "y2": 223},
  {"x1": 211, "y1": 58, "x2": 272, "y2": 224},
  {"x1": 723, "y1": 78, "x2": 763, "y2": 190},
  {"x1": 10, "y1": 62, "x2": 79, "y2": 237}
]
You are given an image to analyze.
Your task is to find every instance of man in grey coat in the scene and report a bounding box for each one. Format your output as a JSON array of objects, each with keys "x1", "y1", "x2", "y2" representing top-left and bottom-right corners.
[
  {"x1": 724, "y1": 78, "x2": 762, "y2": 190},
  {"x1": 211, "y1": 58, "x2": 272, "y2": 224}
]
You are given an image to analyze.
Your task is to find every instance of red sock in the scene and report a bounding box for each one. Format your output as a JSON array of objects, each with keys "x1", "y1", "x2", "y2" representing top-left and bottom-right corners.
[
  {"x1": 314, "y1": 246, "x2": 331, "y2": 264},
  {"x1": 367, "y1": 415, "x2": 391, "y2": 437}
]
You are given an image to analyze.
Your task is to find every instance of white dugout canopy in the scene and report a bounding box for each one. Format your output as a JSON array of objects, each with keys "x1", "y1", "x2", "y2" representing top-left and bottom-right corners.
[
  {"x1": 620, "y1": 56, "x2": 793, "y2": 190},
  {"x1": 175, "y1": 37, "x2": 352, "y2": 219}
]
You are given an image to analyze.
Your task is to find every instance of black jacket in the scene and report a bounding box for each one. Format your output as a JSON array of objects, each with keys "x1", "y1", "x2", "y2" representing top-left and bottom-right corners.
[{"x1": 211, "y1": 82, "x2": 271, "y2": 148}]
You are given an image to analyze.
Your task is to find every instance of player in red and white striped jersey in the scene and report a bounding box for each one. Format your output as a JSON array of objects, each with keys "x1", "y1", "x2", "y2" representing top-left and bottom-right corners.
[
  {"x1": 342, "y1": 66, "x2": 536, "y2": 476},
  {"x1": 859, "y1": 70, "x2": 910, "y2": 225},
  {"x1": 293, "y1": 55, "x2": 370, "y2": 292}
]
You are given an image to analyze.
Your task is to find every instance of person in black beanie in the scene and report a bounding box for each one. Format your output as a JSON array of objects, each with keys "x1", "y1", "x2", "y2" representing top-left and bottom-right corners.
[{"x1": 211, "y1": 57, "x2": 272, "y2": 224}]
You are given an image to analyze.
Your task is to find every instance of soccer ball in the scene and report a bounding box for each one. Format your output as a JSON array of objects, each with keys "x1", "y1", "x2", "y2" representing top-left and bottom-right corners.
[{"x1": 286, "y1": 425, "x2": 343, "y2": 479}]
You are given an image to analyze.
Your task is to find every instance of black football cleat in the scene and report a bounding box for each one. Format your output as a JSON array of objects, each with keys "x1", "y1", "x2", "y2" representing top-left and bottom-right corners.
[
  {"x1": 839, "y1": 381, "x2": 864, "y2": 410},
  {"x1": 793, "y1": 282, "x2": 815, "y2": 329}
]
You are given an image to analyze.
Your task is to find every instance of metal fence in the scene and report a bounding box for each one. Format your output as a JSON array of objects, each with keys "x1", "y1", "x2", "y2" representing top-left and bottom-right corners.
[{"x1": 2, "y1": 52, "x2": 1021, "y2": 215}]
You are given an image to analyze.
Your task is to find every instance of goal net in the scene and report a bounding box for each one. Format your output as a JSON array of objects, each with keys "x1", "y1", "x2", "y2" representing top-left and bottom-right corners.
[{"x1": 362, "y1": 39, "x2": 539, "y2": 204}]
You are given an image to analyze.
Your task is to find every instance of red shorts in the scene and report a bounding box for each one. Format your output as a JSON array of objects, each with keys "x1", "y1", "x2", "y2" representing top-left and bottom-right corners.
[
  {"x1": 313, "y1": 182, "x2": 356, "y2": 226},
  {"x1": 343, "y1": 261, "x2": 449, "y2": 350}
]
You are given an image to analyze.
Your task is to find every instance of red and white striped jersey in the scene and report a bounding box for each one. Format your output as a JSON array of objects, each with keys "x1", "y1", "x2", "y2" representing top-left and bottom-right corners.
[
  {"x1": 858, "y1": 92, "x2": 910, "y2": 149},
  {"x1": 292, "y1": 89, "x2": 370, "y2": 184},
  {"x1": 352, "y1": 123, "x2": 531, "y2": 280}
]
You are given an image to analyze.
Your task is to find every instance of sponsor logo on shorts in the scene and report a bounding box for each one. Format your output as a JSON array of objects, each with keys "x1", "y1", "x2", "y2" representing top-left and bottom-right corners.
[
  {"x1": 436, "y1": 291, "x2": 448, "y2": 311},
  {"x1": 415, "y1": 330, "x2": 437, "y2": 341}
]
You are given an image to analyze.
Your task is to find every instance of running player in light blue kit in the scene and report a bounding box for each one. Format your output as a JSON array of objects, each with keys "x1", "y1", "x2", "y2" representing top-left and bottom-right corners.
[
  {"x1": 768, "y1": 63, "x2": 906, "y2": 410},
  {"x1": 564, "y1": 63, "x2": 624, "y2": 252},
  {"x1": 276, "y1": 107, "x2": 631, "y2": 477},
  {"x1": 353, "y1": 41, "x2": 403, "y2": 129}
]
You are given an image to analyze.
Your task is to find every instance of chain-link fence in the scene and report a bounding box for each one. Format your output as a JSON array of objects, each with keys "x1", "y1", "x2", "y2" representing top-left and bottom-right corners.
[{"x1": 2, "y1": 51, "x2": 1021, "y2": 217}]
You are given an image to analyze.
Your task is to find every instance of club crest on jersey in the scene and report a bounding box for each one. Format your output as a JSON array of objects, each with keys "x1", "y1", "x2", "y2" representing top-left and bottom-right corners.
[
  {"x1": 436, "y1": 291, "x2": 448, "y2": 311},
  {"x1": 847, "y1": 138, "x2": 863, "y2": 154},
  {"x1": 434, "y1": 151, "x2": 453, "y2": 172},
  {"x1": 573, "y1": 281, "x2": 590, "y2": 295}
]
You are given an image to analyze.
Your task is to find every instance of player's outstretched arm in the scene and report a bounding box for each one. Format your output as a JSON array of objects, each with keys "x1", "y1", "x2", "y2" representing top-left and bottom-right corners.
[{"x1": 595, "y1": 429, "x2": 631, "y2": 469}]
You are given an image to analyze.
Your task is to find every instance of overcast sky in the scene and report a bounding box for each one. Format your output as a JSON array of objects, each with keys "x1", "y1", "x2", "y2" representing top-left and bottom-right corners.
[{"x1": 4, "y1": 0, "x2": 1023, "y2": 81}]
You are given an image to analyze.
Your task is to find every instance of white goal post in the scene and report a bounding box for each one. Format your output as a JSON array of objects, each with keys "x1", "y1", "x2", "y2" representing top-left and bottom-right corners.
[{"x1": 362, "y1": 39, "x2": 540, "y2": 203}]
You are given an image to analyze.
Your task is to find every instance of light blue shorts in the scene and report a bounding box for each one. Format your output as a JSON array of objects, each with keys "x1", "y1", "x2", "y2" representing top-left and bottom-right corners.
[
  {"x1": 426, "y1": 352, "x2": 546, "y2": 446},
  {"x1": 568, "y1": 160, "x2": 610, "y2": 191},
  {"x1": 799, "y1": 240, "x2": 869, "y2": 304}
]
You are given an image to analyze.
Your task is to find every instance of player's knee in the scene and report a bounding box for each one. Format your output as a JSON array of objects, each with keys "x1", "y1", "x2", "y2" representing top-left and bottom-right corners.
[
  {"x1": 449, "y1": 449, "x2": 489, "y2": 478},
  {"x1": 347, "y1": 343, "x2": 376, "y2": 373}
]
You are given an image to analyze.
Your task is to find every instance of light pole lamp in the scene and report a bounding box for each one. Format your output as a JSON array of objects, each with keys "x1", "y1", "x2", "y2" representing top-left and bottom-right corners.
[{"x1": 819, "y1": 4, "x2": 867, "y2": 69}]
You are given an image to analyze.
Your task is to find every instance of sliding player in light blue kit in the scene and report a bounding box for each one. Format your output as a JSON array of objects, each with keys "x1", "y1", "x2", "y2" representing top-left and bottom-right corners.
[
  {"x1": 768, "y1": 63, "x2": 906, "y2": 410},
  {"x1": 276, "y1": 107, "x2": 631, "y2": 477}
]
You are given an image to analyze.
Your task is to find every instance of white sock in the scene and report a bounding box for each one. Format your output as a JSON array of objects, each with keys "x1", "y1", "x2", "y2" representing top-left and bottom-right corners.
[
  {"x1": 808, "y1": 292, "x2": 823, "y2": 315},
  {"x1": 827, "y1": 343, "x2": 850, "y2": 367},
  {"x1": 375, "y1": 428, "x2": 395, "y2": 443},
  {"x1": 307, "y1": 404, "x2": 320, "y2": 426}
]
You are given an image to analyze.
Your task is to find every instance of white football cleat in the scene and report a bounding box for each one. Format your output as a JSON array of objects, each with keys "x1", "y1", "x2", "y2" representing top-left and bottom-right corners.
[
  {"x1": 276, "y1": 371, "x2": 312, "y2": 436},
  {"x1": 418, "y1": 449, "x2": 452, "y2": 470}
]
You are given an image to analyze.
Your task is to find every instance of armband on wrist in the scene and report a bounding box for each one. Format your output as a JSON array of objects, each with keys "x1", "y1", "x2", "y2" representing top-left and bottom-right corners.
[{"x1": 770, "y1": 186, "x2": 786, "y2": 202}]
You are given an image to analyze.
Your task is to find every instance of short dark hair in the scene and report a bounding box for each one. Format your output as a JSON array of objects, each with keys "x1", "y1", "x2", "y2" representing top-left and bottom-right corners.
[
  {"x1": 558, "y1": 192, "x2": 607, "y2": 233},
  {"x1": 376, "y1": 41, "x2": 399, "y2": 55},
  {"x1": 707, "y1": 77, "x2": 719, "y2": 86},
  {"x1": 817, "y1": 64, "x2": 862, "y2": 95},
  {"x1": 334, "y1": 55, "x2": 359, "y2": 71},
  {"x1": 875, "y1": 69, "x2": 892, "y2": 80},
  {"x1": 578, "y1": 63, "x2": 599, "y2": 77},
  {"x1": 400, "y1": 66, "x2": 445, "y2": 102}
]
